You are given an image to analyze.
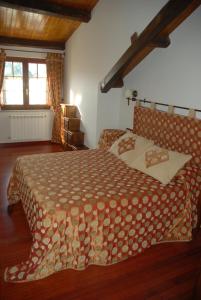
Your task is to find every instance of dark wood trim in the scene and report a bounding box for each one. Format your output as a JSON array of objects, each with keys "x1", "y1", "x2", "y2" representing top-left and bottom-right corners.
[
  {"x1": 0, "y1": 36, "x2": 65, "y2": 50},
  {"x1": 1, "y1": 105, "x2": 50, "y2": 110},
  {"x1": 23, "y1": 60, "x2": 28, "y2": 106},
  {"x1": 109, "y1": 78, "x2": 124, "y2": 89},
  {"x1": 130, "y1": 32, "x2": 138, "y2": 44},
  {"x1": 149, "y1": 35, "x2": 171, "y2": 48},
  {"x1": 100, "y1": 0, "x2": 201, "y2": 93},
  {"x1": 0, "y1": 140, "x2": 52, "y2": 148},
  {"x1": 6, "y1": 57, "x2": 46, "y2": 63},
  {"x1": 0, "y1": 0, "x2": 91, "y2": 22}
]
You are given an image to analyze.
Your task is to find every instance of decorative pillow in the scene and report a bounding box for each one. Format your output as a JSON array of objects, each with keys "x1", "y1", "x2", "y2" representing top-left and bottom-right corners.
[
  {"x1": 131, "y1": 145, "x2": 192, "y2": 185},
  {"x1": 109, "y1": 132, "x2": 154, "y2": 164},
  {"x1": 98, "y1": 129, "x2": 126, "y2": 150},
  {"x1": 145, "y1": 148, "x2": 169, "y2": 168},
  {"x1": 118, "y1": 136, "x2": 136, "y2": 155}
]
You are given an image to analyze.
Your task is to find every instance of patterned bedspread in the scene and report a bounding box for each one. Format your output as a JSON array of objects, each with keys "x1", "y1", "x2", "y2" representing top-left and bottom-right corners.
[{"x1": 5, "y1": 149, "x2": 201, "y2": 282}]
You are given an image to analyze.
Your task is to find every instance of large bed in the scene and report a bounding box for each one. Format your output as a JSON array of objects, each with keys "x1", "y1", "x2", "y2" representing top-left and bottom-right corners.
[{"x1": 5, "y1": 106, "x2": 201, "y2": 282}]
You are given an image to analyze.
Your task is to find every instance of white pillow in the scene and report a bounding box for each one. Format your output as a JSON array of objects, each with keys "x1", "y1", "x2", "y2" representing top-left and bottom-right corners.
[
  {"x1": 130, "y1": 145, "x2": 192, "y2": 185},
  {"x1": 109, "y1": 132, "x2": 154, "y2": 165}
]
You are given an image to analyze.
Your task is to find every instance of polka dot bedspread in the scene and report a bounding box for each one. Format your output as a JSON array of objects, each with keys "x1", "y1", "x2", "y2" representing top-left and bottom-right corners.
[{"x1": 5, "y1": 148, "x2": 201, "y2": 282}]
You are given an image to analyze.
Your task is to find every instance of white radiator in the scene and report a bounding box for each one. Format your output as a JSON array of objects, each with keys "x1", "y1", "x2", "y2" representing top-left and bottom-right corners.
[{"x1": 9, "y1": 113, "x2": 49, "y2": 141}]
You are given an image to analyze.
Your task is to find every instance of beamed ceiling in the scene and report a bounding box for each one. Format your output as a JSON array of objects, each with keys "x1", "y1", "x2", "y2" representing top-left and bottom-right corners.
[{"x1": 0, "y1": 0, "x2": 99, "y2": 50}]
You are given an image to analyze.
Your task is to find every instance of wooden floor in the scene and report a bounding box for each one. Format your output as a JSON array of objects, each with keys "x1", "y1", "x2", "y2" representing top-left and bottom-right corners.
[{"x1": 0, "y1": 142, "x2": 201, "y2": 300}]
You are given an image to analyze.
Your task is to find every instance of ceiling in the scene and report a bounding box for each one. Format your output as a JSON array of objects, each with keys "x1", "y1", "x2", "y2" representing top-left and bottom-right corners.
[{"x1": 0, "y1": 0, "x2": 99, "y2": 50}]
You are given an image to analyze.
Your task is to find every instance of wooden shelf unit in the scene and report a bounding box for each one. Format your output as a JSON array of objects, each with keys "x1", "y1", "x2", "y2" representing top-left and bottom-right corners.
[{"x1": 60, "y1": 104, "x2": 88, "y2": 150}]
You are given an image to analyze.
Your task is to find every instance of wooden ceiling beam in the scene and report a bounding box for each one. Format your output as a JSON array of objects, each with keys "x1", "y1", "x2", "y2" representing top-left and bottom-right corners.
[
  {"x1": 101, "y1": 0, "x2": 201, "y2": 93},
  {"x1": 0, "y1": 36, "x2": 65, "y2": 50},
  {"x1": 149, "y1": 36, "x2": 171, "y2": 48},
  {"x1": 0, "y1": 0, "x2": 91, "y2": 22},
  {"x1": 130, "y1": 32, "x2": 138, "y2": 44}
]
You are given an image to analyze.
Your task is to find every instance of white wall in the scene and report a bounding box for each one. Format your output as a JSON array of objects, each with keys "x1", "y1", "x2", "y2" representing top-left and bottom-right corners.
[
  {"x1": 64, "y1": 0, "x2": 201, "y2": 148},
  {"x1": 65, "y1": 0, "x2": 167, "y2": 148}
]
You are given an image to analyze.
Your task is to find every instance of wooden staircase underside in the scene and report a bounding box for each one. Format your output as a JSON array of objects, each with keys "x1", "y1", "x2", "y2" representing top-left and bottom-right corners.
[{"x1": 100, "y1": 0, "x2": 201, "y2": 93}]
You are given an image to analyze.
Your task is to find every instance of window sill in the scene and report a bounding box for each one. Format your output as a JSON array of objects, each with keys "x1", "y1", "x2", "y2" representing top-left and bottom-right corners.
[{"x1": 1, "y1": 105, "x2": 51, "y2": 110}]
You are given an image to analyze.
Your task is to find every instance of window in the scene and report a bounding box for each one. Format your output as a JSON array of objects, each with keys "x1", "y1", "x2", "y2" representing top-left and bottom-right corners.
[
  {"x1": 3, "y1": 61, "x2": 23, "y2": 105},
  {"x1": 2, "y1": 58, "x2": 49, "y2": 109},
  {"x1": 29, "y1": 63, "x2": 47, "y2": 105}
]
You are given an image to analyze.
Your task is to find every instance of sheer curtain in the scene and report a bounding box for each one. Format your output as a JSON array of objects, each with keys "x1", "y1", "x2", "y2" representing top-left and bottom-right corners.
[
  {"x1": 0, "y1": 49, "x2": 6, "y2": 107},
  {"x1": 46, "y1": 53, "x2": 63, "y2": 143}
]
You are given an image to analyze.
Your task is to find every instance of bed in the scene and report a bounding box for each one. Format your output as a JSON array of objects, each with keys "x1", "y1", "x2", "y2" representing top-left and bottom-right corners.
[{"x1": 5, "y1": 105, "x2": 201, "y2": 282}]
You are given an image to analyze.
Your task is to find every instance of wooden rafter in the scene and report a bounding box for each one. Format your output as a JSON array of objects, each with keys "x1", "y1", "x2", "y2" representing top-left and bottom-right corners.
[
  {"x1": 101, "y1": 0, "x2": 201, "y2": 93},
  {"x1": 0, "y1": 0, "x2": 91, "y2": 22},
  {"x1": 0, "y1": 36, "x2": 65, "y2": 50}
]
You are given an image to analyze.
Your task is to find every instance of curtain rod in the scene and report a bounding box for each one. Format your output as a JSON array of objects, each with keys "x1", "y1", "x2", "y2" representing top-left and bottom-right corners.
[
  {"x1": 134, "y1": 98, "x2": 201, "y2": 113},
  {"x1": 2, "y1": 48, "x2": 64, "y2": 54}
]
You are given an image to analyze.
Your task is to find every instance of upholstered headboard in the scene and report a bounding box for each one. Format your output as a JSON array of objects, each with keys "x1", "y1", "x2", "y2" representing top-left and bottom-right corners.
[{"x1": 133, "y1": 106, "x2": 201, "y2": 165}]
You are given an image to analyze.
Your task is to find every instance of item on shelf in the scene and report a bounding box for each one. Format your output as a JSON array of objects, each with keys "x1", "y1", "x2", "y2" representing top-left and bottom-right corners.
[
  {"x1": 64, "y1": 117, "x2": 80, "y2": 131},
  {"x1": 61, "y1": 104, "x2": 76, "y2": 118}
]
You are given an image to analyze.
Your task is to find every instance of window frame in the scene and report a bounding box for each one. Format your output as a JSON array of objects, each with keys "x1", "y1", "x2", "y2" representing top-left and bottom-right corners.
[{"x1": 2, "y1": 57, "x2": 50, "y2": 110}]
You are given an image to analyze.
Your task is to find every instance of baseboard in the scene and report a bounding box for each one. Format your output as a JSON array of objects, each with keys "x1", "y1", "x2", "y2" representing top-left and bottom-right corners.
[{"x1": 0, "y1": 140, "x2": 52, "y2": 148}]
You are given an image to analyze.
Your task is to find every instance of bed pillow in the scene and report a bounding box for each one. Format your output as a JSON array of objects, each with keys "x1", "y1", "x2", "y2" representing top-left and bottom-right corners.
[
  {"x1": 109, "y1": 132, "x2": 154, "y2": 164},
  {"x1": 130, "y1": 145, "x2": 192, "y2": 185}
]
